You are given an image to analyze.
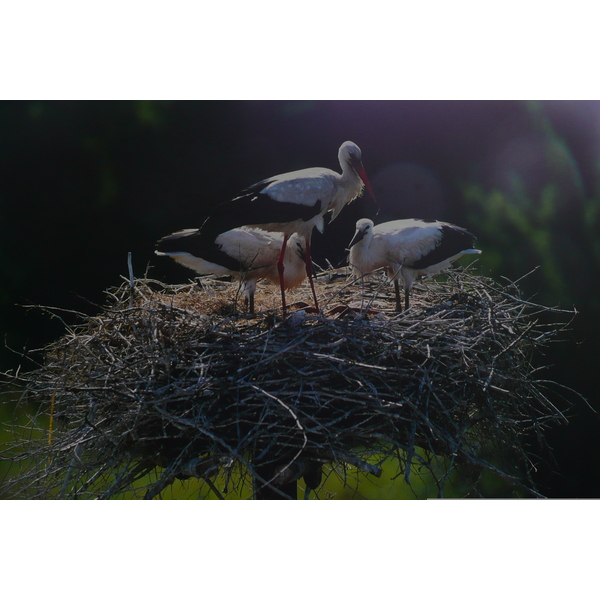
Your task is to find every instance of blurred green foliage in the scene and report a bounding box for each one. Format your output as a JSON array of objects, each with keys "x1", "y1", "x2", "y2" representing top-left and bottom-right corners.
[{"x1": 463, "y1": 104, "x2": 600, "y2": 312}]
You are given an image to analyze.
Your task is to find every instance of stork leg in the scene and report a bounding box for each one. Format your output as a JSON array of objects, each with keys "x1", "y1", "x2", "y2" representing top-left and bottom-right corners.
[
  {"x1": 393, "y1": 280, "x2": 402, "y2": 312},
  {"x1": 405, "y1": 287, "x2": 410, "y2": 310},
  {"x1": 242, "y1": 281, "x2": 255, "y2": 314},
  {"x1": 304, "y1": 238, "x2": 320, "y2": 312},
  {"x1": 277, "y1": 233, "x2": 290, "y2": 317}
]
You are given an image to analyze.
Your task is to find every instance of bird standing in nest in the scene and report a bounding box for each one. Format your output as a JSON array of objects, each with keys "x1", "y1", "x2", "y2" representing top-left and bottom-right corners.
[
  {"x1": 156, "y1": 227, "x2": 306, "y2": 313},
  {"x1": 167, "y1": 141, "x2": 376, "y2": 316},
  {"x1": 348, "y1": 218, "x2": 482, "y2": 311}
]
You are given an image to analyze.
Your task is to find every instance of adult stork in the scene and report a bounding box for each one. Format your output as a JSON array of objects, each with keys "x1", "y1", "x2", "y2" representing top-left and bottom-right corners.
[
  {"x1": 156, "y1": 227, "x2": 306, "y2": 313},
  {"x1": 348, "y1": 218, "x2": 482, "y2": 311},
  {"x1": 200, "y1": 141, "x2": 376, "y2": 315}
]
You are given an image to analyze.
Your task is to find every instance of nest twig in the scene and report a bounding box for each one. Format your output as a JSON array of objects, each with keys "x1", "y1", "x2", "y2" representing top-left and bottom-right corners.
[{"x1": 0, "y1": 267, "x2": 581, "y2": 499}]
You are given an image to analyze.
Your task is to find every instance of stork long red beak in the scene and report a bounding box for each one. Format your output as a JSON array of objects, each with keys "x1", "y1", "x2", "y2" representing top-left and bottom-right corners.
[{"x1": 353, "y1": 162, "x2": 377, "y2": 202}]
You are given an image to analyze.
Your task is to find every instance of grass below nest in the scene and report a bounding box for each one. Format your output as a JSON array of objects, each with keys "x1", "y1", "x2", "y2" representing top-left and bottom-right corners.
[{"x1": 0, "y1": 267, "x2": 582, "y2": 499}]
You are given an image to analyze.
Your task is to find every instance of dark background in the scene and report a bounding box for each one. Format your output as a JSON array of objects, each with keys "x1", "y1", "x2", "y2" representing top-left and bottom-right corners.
[{"x1": 1, "y1": 100, "x2": 599, "y2": 497}]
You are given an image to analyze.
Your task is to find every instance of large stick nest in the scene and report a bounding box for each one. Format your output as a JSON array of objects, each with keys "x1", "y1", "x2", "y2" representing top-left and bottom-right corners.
[{"x1": 1, "y1": 267, "x2": 578, "y2": 499}]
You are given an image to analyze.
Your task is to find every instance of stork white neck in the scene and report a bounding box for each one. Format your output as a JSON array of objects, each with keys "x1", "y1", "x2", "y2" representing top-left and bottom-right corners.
[{"x1": 329, "y1": 142, "x2": 370, "y2": 222}]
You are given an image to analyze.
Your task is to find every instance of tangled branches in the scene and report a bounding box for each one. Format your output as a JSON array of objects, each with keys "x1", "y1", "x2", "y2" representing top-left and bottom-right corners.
[{"x1": 0, "y1": 268, "x2": 579, "y2": 499}]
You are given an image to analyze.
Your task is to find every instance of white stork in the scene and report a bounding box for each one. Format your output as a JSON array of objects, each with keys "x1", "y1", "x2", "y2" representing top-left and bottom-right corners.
[
  {"x1": 199, "y1": 141, "x2": 376, "y2": 315},
  {"x1": 348, "y1": 218, "x2": 482, "y2": 311},
  {"x1": 156, "y1": 227, "x2": 306, "y2": 313}
]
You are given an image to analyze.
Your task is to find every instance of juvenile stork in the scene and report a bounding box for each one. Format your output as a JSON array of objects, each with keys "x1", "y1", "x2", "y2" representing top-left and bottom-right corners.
[
  {"x1": 348, "y1": 218, "x2": 482, "y2": 311},
  {"x1": 201, "y1": 141, "x2": 376, "y2": 315},
  {"x1": 156, "y1": 227, "x2": 306, "y2": 313}
]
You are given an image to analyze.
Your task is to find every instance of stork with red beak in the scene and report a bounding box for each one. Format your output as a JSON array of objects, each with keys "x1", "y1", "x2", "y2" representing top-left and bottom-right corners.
[{"x1": 187, "y1": 141, "x2": 376, "y2": 316}]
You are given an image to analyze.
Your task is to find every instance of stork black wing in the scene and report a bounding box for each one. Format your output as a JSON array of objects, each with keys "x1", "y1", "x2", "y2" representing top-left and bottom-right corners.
[
  {"x1": 409, "y1": 225, "x2": 477, "y2": 270},
  {"x1": 201, "y1": 184, "x2": 324, "y2": 236},
  {"x1": 156, "y1": 229, "x2": 242, "y2": 272}
]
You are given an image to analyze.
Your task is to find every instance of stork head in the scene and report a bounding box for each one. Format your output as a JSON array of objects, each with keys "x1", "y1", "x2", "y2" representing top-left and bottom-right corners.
[
  {"x1": 339, "y1": 141, "x2": 377, "y2": 203},
  {"x1": 290, "y1": 233, "x2": 306, "y2": 262},
  {"x1": 348, "y1": 218, "x2": 375, "y2": 249}
]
